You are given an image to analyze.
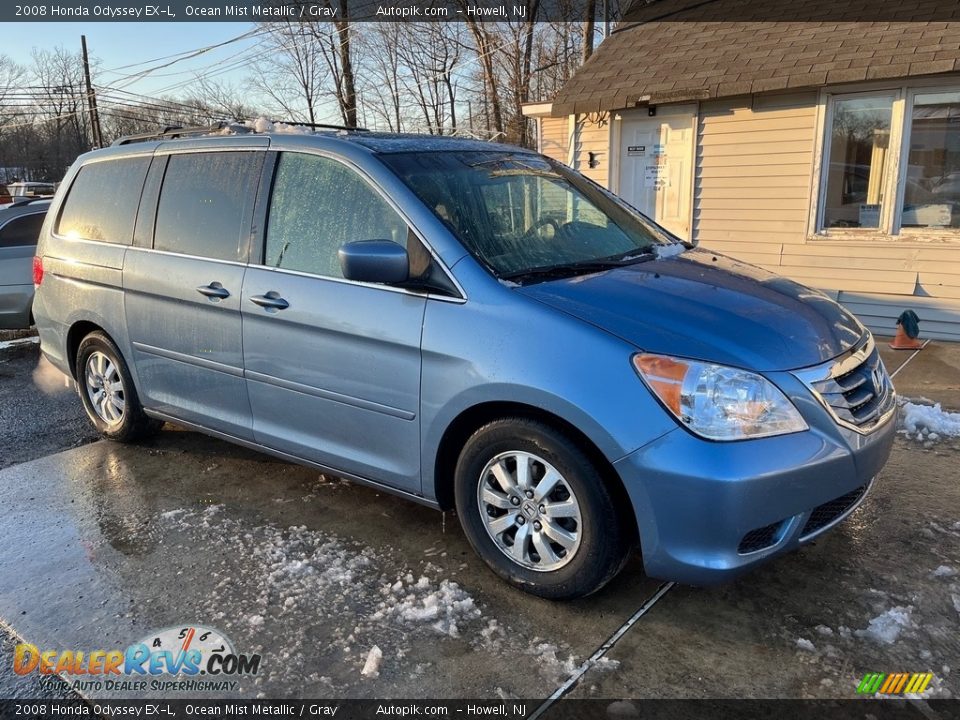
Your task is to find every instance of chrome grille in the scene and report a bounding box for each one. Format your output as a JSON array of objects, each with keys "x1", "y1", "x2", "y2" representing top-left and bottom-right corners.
[{"x1": 793, "y1": 336, "x2": 896, "y2": 434}]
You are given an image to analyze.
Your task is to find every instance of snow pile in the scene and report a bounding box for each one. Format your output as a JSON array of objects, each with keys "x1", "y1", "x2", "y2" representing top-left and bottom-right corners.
[
  {"x1": 371, "y1": 574, "x2": 481, "y2": 638},
  {"x1": 243, "y1": 117, "x2": 312, "y2": 135},
  {"x1": 796, "y1": 638, "x2": 816, "y2": 652},
  {"x1": 933, "y1": 565, "x2": 956, "y2": 578},
  {"x1": 211, "y1": 116, "x2": 313, "y2": 137},
  {"x1": 855, "y1": 606, "x2": 914, "y2": 645},
  {"x1": 900, "y1": 401, "x2": 960, "y2": 441}
]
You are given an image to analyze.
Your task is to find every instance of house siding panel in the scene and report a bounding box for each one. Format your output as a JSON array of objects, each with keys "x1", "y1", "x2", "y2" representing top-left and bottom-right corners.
[{"x1": 539, "y1": 116, "x2": 570, "y2": 165}]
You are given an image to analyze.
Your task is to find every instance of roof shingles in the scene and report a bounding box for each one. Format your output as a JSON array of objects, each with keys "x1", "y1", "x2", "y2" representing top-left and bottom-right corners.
[{"x1": 550, "y1": 0, "x2": 960, "y2": 115}]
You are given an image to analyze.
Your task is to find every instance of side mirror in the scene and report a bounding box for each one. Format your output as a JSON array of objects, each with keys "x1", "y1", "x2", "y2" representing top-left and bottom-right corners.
[{"x1": 338, "y1": 240, "x2": 409, "y2": 284}]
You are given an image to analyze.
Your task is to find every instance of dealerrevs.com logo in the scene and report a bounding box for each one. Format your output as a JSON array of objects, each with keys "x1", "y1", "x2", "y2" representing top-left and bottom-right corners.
[{"x1": 14, "y1": 625, "x2": 261, "y2": 693}]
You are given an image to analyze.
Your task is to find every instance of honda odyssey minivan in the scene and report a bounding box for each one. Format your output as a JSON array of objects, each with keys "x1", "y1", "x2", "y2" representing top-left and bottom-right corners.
[{"x1": 33, "y1": 126, "x2": 897, "y2": 599}]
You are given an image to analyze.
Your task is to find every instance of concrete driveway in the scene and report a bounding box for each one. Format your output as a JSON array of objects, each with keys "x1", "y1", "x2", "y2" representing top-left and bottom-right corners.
[{"x1": 0, "y1": 333, "x2": 957, "y2": 703}]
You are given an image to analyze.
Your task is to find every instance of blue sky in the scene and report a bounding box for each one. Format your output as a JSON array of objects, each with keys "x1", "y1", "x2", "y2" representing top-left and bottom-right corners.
[{"x1": 7, "y1": 22, "x2": 263, "y2": 97}]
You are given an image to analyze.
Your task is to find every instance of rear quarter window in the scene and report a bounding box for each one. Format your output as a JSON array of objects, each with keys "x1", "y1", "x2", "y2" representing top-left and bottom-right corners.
[{"x1": 57, "y1": 157, "x2": 150, "y2": 243}]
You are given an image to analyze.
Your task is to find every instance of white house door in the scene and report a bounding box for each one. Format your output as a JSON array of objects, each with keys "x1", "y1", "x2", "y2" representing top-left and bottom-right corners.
[{"x1": 617, "y1": 106, "x2": 696, "y2": 240}]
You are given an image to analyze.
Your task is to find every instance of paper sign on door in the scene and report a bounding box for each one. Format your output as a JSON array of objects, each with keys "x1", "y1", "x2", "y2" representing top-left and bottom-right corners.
[{"x1": 644, "y1": 165, "x2": 668, "y2": 188}]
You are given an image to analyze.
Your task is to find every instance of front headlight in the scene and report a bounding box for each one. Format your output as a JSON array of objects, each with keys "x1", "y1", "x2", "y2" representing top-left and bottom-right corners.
[{"x1": 632, "y1": 353, "x2": 808, "y2": 441}]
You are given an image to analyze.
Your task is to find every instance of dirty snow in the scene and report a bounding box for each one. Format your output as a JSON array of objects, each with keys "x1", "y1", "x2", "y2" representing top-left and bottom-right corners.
[
  {"x1": 899, "y1": 401, "x2": 960, "y2": 440},
  {"x1": 155, "y1": 507, "x2": 584, "y2": 694},
  {"x1": 933, "y1": 565, "x2": 957, "y2": 577},
  {"x1": 361, "y1": 646, "x2": 383, "y2": 678},
  {"x1": 370, "y1": 575, "x2": 480, "y2": 638},
  {"x1": 796, "y1": 638, "x2": 816, "y2": 652},
  {"x1": 855, "y1": 606, "x2": 914, "y2": 645},
  {"x1": 0, "y1": 337, "x2": 39, "y2": 351}
]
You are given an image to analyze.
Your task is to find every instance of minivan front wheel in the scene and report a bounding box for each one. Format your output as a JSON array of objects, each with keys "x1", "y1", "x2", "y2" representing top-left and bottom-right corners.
[
  {"x1": 455, "y1": 418, "x2": 629, "y2": 599},
  {"x1": 76, "y1": 332, "x2": 160, "y2": 442}
]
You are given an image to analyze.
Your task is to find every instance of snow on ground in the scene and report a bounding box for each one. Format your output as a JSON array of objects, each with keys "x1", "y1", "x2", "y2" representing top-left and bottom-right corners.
[
  {"x1": 156, "y1": 507, "x2": 591, "y2": 692},
  {"x1": 854, "y1": 606, "x2": 914, "y2": 645},
  {"x1": 0, "y1": 337, "x2": 39, "y2": 351},
  {"x1": 899, "y1": 400, "x2": 960, "y2": 442}
]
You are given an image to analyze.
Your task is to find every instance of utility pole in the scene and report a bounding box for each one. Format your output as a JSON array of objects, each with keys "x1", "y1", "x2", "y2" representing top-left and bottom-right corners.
[{"x1": 81, "y1": 35, "x2": 103, "y2": 149}]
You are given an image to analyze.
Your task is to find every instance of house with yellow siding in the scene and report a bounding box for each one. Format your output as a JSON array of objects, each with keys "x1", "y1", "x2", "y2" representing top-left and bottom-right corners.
[{"x1": 524, "y1": 0, "x2": 960, "y2": 339}]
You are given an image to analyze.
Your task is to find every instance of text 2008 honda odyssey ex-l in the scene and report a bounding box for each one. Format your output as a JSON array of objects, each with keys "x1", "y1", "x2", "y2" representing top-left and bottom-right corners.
[{"x1": 33, "y1": 126, "x2": 897, "y2": 599}]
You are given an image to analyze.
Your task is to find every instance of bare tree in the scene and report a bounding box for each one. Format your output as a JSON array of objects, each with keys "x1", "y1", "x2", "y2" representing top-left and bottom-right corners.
[{"x1": 252, "y1": 22, "x2": 323, "y2": 124}]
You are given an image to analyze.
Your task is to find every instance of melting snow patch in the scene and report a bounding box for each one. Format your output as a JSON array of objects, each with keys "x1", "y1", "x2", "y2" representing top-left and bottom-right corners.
[
  {"x1": 900, "y1": 401, "x2": 960, "y2": 440},
  {"x1": 796, "y1": 638, "x2": 816, "y2": 652},
  {"x1": 529, "y1": 642, "x2": 579, "y2": 685},
  {"x1": 371, "y1": 576, "x2": 480, "y2": 637},
  {"x1": 160, "y1": 508, "x2": 186, "y2": 519},
  {"x1": 654, "y1": 243, "x2": 686, "y2": 259},
  {"x1": 815, "y1": 625, "x2": 834, "y2": 636},
  {"x1": 361, "y1": 646, "x2": 383, "y2": 678},
  {"x1": 855, "y1": 606, "x2": 914, "y2": 645},
  {"x1": 933, "y1": 565, "x2": 957, "y2": 577}
]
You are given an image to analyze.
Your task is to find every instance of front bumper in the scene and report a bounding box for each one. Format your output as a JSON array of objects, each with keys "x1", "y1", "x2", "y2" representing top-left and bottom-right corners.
[{"x1": 613, "y1": 403, "x2": 897, "y2": 585}]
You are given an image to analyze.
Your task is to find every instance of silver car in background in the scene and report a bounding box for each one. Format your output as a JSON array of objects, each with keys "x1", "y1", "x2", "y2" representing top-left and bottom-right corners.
[{"x1": 0, "y1": 199, "x2": 49, "y2": 329}]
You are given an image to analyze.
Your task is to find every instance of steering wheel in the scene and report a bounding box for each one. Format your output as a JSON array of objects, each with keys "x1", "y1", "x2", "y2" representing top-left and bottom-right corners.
[{"x1": 521, "y1": 217, "x2": 560, "y2": 241}]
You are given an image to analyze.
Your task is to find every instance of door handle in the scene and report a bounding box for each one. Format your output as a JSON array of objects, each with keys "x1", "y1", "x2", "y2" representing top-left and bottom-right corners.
[
  {"x1": 250, "y1": 292, "x2": 290, "y2": 311},
  {"x1": 196, "y1": 282, "x2": 230, "y2": 300}
]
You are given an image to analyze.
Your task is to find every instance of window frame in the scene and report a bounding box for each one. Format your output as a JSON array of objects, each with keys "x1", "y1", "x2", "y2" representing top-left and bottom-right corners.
[
  {"x1": 810, "y1": 77, "x2": 960, "y2": 243},
  {"x1": 253, "y1": 149, "x2": 465, "y2": 302}
]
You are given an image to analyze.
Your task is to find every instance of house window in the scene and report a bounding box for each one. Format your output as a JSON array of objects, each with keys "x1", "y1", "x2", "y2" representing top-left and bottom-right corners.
[
  {"x1": 901, "y1": 91, "x2": 960, "y2": 230},
  {"x1": 817, "y1": 85, "x2": 960, "y2": 236},
  {"x1": 822, "y1": 94, "x2": 894, "y2": 230}
]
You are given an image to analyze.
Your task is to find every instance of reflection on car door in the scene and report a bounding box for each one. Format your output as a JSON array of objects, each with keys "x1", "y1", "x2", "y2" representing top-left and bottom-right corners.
[
  {"x1": 124, "y1": 149, "x2": 264, "y2": 439},
  {"x1": 241, "y1": 151, "x2": 425, "y2": 492}
]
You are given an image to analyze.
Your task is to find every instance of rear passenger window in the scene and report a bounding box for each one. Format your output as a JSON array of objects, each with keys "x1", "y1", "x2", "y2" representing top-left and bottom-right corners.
[
  {"x1": 57, "y1": 157, "x2": 150, "y2": 243},
  {"x1": 0, "y1": 212, "x2": 45, "y2": 248},
  {"x1": 154, "y1": 151, "x2": 261, "y2": 262},
  {"x1": 265, "y1": 152, "x2": 408, "y2": 278}
]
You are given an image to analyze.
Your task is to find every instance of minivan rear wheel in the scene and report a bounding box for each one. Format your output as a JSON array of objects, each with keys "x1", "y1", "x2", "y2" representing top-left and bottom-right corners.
[
  {"x1": 76, "y1": 331, "x2": 161, "y2": 442},
  {"x1": 454, "y1": 418, "x2": 629, "y2": 599}
]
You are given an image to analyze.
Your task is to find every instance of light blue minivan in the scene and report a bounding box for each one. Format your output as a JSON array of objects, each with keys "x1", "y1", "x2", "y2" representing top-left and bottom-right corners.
[{"x1": 33, "y1": 127, "x2": 897, "y2": 598}]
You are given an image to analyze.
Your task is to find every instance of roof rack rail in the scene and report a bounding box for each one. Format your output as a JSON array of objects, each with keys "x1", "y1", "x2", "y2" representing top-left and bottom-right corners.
[
  {"x1": 111, "y1": 122, "x2": 239, "y2": 146},
  {"x1": 277, "y1": 120, "x2": 370, "y2": 133},
  {"x1": 109, "y1": 118, "x2": 370, "y2": 147}
]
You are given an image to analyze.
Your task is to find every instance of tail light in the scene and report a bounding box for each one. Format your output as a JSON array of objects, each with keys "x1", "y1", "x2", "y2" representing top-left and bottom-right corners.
[{"x1": 32, "y1": 256, "x2": 43, "y2": 286}]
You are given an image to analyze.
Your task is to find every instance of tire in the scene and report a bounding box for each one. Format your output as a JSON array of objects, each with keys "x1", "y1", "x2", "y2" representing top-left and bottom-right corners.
[
  {"x1": 454, "y1": 418, "x2": 630, "y2": 600},
  {"x1": 75, "y1": 331, "x2": 161, "y2": 442}
]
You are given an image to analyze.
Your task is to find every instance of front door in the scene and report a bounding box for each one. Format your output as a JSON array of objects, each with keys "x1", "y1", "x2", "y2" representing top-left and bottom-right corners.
[
  {"x1": 241, "y1": 151, "x2": 425, "y2": 493},
  {"x1": 617, "y1": 106, "x2": 696, "y2": 240}
]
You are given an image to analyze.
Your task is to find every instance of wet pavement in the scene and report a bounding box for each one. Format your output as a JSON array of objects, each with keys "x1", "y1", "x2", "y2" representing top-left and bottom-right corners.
[{"x1": 0, "y1": 335, "x2": 957, "y2": 701}]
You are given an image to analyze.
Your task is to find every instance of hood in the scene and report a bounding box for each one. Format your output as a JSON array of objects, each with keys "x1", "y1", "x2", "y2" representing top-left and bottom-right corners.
[{"x1": 516, "y1": 248, "x2": 865, "y2": 371}]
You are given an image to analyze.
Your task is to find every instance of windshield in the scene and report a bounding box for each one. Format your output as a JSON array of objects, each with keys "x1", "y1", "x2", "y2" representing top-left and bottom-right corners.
[{"x1": 380, "y1": 151, "x2": 676, "y2": 278}]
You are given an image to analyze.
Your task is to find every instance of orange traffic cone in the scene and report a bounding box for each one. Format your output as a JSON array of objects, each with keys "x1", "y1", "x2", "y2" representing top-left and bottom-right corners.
[{"x1": 889, "y1": 310, "x2": 923, "y2": 350}]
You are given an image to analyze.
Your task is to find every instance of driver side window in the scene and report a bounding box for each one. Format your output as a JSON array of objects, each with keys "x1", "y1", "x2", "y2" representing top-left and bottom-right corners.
[{"x1": 265, "y1": 152, "x2": 408, "y2": 279}]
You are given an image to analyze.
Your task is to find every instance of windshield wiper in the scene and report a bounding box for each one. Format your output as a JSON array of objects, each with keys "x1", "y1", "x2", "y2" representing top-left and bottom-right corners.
[{"x1": 502, "y1": 249, "x2": 656, "y2": 284}]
